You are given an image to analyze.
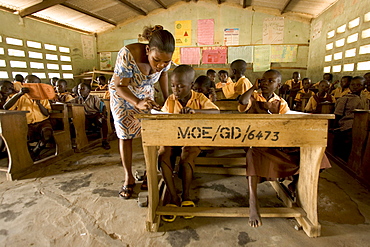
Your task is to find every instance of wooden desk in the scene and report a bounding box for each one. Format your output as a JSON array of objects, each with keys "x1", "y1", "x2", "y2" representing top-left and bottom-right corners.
[
  {"x1": 90, "y1": 91, "x2": 107, "y2": 99},
  {"x1": 138, "y1": 113, "x2": 334, "y2": 237}
]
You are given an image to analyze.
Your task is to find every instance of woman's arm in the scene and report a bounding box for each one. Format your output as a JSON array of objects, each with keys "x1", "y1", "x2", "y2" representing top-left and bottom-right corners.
[
  {"x1": 113, "y1": 74, "x2": 160, "y2": 110},
  {"x1": 158, "y1": 71, "x2": 169, "y2": 101}
]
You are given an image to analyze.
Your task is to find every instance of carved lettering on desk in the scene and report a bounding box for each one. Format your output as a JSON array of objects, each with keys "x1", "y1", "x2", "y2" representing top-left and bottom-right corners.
[{"x1": 177, "y1": 125, "x2": 280, "y2": 142}]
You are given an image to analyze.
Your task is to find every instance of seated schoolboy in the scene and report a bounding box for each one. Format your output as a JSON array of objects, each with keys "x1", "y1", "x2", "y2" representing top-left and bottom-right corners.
[
  {"x1": 282, "y1": 71, "x2": 302, "y2": 100},
  {"x1": 238, "y1": 69, "x2": 330, "y2": 228},
  {"x1": 69, "y1": 83, "x2": 110, "y2": 150},
  {"x1": 313, "y1": 73, "x2": 334, "y2": 89},
  {"x1": 215, "y1": 70, "x2": 230, "y2": 88},
  {"x1": 305, "y1": 80, "x2": 336, "y2": 113},
  {"x1": 331, "y1": 76, "x2": 352, "y2": 99},
  {"x1": 294, "y1": 78, "x2": 314, "y2": 111},
  {"x1": 222, "y1": 59, "x2": 253, "y2": 100},
  {"x1": 333, "y1": 76, "x2": 367, "y2": 161},
  {"x1": 95, "y1": 75, "x2": 108, "y2": 91},
  {"x1": 4, "y1": 75, "x2": 54, "y2": 160},
  {"x1": 361, "y1": 72, "x2": 370, "y2": 101},
  {"x1": 13, "y1": 74, "x2": 24, "y2": 92},
  {"x1": 0, "y1": 80, "x2": 15, "y2": 108},
  {"x1": 54, "y1": 79, "x2": 74, "y2": 103},
  {"x1": 193, "y1": 75, "x2": 217, "y2": 102},
  {"x1": 206, "y1": 69, "x2": 216, "y2": 88},
  {"x1": 159, "y1": 65, "x2": 219, "y2": 222}
]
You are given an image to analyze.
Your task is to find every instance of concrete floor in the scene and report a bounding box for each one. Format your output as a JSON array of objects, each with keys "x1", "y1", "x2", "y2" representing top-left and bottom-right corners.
[{"x1": 0, "y1": 138, "x2": 370, "y2": 247}]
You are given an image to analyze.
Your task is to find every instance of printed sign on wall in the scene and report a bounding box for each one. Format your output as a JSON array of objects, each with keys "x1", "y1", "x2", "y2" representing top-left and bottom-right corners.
[
  {"x1": 175, "y1": 20, "x2": 192, "y2": 46},
  {"x1": 263, "y1": 17, "x2": 284, "y2": 44}
]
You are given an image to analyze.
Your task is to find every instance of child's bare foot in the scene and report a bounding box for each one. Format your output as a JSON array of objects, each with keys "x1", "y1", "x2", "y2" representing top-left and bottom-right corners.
[{"x1": 249, "y1": 202, "x2": 262, "y2": 227}]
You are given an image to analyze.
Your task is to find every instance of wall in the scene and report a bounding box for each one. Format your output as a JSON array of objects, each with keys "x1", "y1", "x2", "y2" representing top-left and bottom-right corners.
[
  {"x1": 97, "y1": 1, "x2": 311, "y2": 83},
  {"x1": 308, "y1": 0, "x2": 370, "y2": 83},
  {"x1": 0, "y1": 10, "x2": 97, "y2": 87}
]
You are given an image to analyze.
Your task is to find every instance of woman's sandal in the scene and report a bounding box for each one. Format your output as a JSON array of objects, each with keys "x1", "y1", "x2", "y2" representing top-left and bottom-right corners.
[
  {"x1": 161, "y1": 204, "x2": 178, "y2": 222},
  {"x1": 181, "y1": 200, "x2": 195, "y2": 219},
  {"x1": 118, "y1": 183, "x2": 136, "y2": 199}
]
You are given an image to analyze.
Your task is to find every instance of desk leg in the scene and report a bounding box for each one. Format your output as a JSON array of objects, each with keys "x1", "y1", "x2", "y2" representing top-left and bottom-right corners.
[
  {"x1": 143, "y1": 145, "x2": 159, "y2": 232},
  {"x1": 296, "y1": 146, "x2": 325, "y2": 237}
]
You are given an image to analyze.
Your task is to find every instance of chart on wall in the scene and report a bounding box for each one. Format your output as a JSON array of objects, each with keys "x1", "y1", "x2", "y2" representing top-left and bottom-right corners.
[
  {"x1": 202, "y1": 47, "x2": 227, "y2": 64},
  {"x1": 180, "y1": 47, "x2": 200, "y2": 65},
  {"x1": 81, "y1": 35, "x2": 94, "y2": 59},
  {"x1": 224, "y1": 28, "x2": 239, "y2": 46},
  {"x1": 172, "y1": 47, "x2": 181, "y2": 65},
  {"x1": 263, "y1": 17, "x2": 284, "y2": 44},
  {"x1": 175, "y1": 20, "x2": 192, "y2": 46},
  {"x1": 271, "y1": 45, "x2": 298, "y2": 62},
  {"x1": 100, "y1": 52, "x2": 112, "y2": 70},
  {"x1": 228, "y1": 46, "x2": 253, "y2": 63}
]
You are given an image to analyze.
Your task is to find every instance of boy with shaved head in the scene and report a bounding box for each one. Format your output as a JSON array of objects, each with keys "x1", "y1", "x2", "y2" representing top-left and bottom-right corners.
[
  {"x1": 159, "y1": 65, "x2": 219, "y2": 222},
  {"x1": 222, "y1": 59, "x2": 253, "y2": 99}
]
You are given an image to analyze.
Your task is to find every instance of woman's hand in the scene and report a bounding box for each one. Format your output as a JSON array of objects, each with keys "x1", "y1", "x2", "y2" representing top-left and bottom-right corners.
[
  {"x1": 180, "y1": 107, "x2": 195, "y2": 114},
  {"x1": 136, "y1": 98, "x2": 161, "y2": 111}
]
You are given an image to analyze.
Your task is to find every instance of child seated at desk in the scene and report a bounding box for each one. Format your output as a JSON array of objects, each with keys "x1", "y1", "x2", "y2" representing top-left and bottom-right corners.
[
  {"x1": 305, "y1": 80, "x2": 336, "y2": 113},
  {"x1": 0, "y1": 80, "x2": 15, "y2": 108},
  {"x1": 54, "y1": 79, "x2": 74, "y2": 103},
  {"x1": 192, "y1": 75, "x2": 217, "y2": 102},
  {"x1": 333, "y1": 76, "x2": 368, "y2": 161},
  {"x1": 206, "y1": 69, "x2": 216, "y2": 88},
  {"x1": 331, "y1": 76, "x2": 352, "y2": 99},
  {"x1": 95, "y1": 75, "x2": 108, "y2": 91},
  {"x1": 4, "y1": 75, "x2": 54, "y2": 160},
  {"x1": 238, "y1": 69, "x2": 330, "y2": 228},
  {"x1": 69, "y1": 83, "x2": 110, "y2": 150},
  {"x1": 282, "y1": 71, "x2": 302, "y2": 101},
  {"x1": 215, "y1": 70, "x2": 229, "y2": 89},
  {"x1": 158, "y1": 65, "x2": 219, "y2": 222},
  {"x1": 294, "y1": 78, "x2": 314, "y2": 111}
]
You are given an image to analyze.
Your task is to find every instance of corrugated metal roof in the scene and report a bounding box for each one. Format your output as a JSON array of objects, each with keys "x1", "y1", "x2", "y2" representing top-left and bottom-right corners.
[{"x1": 0, "y1": 0, "x2": 339, "y2": 34}]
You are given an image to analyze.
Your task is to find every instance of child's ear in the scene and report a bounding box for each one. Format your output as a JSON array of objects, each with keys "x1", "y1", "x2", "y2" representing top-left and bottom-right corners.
[
  {"x1": 145, "y1": 45, "x2": 150, "y2": 55},
  {"x1": 276, "y1": 82, "x2": 282, "y2": 89}
]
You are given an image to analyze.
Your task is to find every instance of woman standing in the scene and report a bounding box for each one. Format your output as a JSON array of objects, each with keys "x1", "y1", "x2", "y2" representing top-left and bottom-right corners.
[{"x1": 110, "y1": 25, "x2": 175, "y2": 199}]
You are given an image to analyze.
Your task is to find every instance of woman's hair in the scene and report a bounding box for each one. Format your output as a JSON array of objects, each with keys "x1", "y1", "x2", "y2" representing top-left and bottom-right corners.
[{"x1": 142, "y1": 25, "x2": 175, "y2": 53}]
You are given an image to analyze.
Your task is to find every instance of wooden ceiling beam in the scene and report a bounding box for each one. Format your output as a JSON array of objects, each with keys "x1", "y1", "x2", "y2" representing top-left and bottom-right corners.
[
  {"x1": 281, "y1": 0, "x2": 293, "y2": 14},
  {"x1": 117, "y1": 0, "x2": 147, "y2": 16},
  {"x1": 19, "y1": 0, "x2": 66, "y2": 17},
  {"x1": 243, "y1": 0, "x2": 252, "y2": 8},
  {"x1": 61, "y1": 3, "x2": 116, "y2": 26},
  {"x1": 153, "y1": 0, "x2": 167, "y2": 9}
]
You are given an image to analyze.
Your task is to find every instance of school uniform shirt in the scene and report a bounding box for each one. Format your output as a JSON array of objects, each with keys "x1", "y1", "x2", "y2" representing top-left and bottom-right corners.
[
  {"x1": 294, "y1": 89, "x2": 315, "y2": 102},
  {"x1": 55, "y1": 92, "x2": 74, "y2": 103},
  {"x1": 161, "y1": 90, "x2": 219, "y2": 113},
  {"x1": 103, "y1": 90, "x2": 110, "y2": 100},
  {"x1": 70, "y1": 94, "x2": 102, "y2": 115},
  {"x1": 9, "y1": 94, "x2": 51, "y2": 124},
  {"x1": 334, "y1": 93, "x2": 367, "y2": 131},
  {"x1": 361, "y1": 89, "x2": 370, "y2": 100},
  {"x1": 305, "y1": 93, "x2": 336, "y2": 112},
  {"x1": 238, "y1": 91, "x2": 290, "y2": 114},
  {"x1": 215, "y1": 77, "x2": 233, "y2": 89},
  {"x1": 330, "y1": 87, "x2": 351, "y2": 99},
  {"x1": 222, "y1": 76, "x2": 253, "y2": 99},
  {"x1": 13, "y1": 81, "x2": 23, "y2": 92},
  {"x1": 284, "y1": 79, "x2": 302, "y2": 89}
]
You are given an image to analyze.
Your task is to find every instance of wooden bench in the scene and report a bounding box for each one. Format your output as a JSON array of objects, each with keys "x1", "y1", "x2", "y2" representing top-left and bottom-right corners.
[
  {"x1": 138, "y1": 113, "x2": 334, "y2": 237},
  {"x1": 90, "y1": 91, "x2": 107, "y2": 99},
  {"x1": 0, "y1": 104, "x2": 74, "y2": 181}
]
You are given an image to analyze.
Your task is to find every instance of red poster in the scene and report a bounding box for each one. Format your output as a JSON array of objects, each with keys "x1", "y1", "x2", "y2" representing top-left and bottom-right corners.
[{"x1": 202, "y1": 46, "x2": 227, "y2": 64}]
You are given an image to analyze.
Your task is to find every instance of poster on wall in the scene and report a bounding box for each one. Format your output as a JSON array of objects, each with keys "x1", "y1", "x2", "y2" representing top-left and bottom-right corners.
[
  {"x1": 100, "y1": 52, "x2": 112, "y2": 70},
  {"x1": 124, "y1": 39, "x2": 138, "y2": 46},
  {"x1": 253, "y1": 45, "x2": 271, "y2": 72},
  {"x1": 202, "y1": 47, "x2": 227, "y2": 64},
  {"x1": 228, "y1": 46, "x2": 253, "y2": 63},
  {"x1": 311, "y1": 21, "x2": 322, "y2": 41},
  {"x1": 175, "y1": 20, "x2": 192, "y2": 46},
  {"x1": 271, "y1": 45, "x2": 298, "y2": 62},
  {"x1": 197, "y1": 19, "x2": 214, "y2": 45},
  {"x1": 172, "y1": 47, "x2": 181, "y2": 65},
  {"x1": 81, "y1": 35, "x2": 95, "y2": 60},
  {"x1": 263, "y1": 17, "x2": 284, "y2": 44},
  {"x1": 180, "y1": 47, "x2": 200, "y2": 65},
  {"x1": 224, "y1": 28, "x2": 239, "y2": 46}
]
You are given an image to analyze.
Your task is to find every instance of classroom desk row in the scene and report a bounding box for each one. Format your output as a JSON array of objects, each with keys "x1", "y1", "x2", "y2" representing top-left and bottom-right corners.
[{"x1": 0, "y1": 100, "x2": 114, "y2": 181}]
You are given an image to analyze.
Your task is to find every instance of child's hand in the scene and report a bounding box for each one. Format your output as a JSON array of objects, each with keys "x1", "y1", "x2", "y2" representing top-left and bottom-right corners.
[
  {"x1": 180, "y1": 107, "x2": 195, "y2": 114},
  {"x1": 253, "y1": 79, "x2": 261, "y2": 90},
  {"x1": 19, "y1": 87, "x2": 30, "y2": 95}
]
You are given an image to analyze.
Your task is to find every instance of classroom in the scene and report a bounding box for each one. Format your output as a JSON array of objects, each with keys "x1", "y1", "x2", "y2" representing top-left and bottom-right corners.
[{"x1": 0, "y1": 0, "x2": 370, "y2": 246}]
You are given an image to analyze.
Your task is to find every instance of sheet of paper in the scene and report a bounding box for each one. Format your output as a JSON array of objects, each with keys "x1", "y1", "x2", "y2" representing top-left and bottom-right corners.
[
  {"x1": 263, "y1": 17, "x2": 284, "y2": 44},
  {"x1": 253, "y1": 45, "x2": 271, "y2": 72},
  {"x1": 81, "y1": 35, "x2": 94, "y2": 59},
  {"x1": 180, "y1": 47, "x2": 201, "y2": 65},
  {"x1": 202, "y1": 46, "x2": 227, "y2": 64},
  {"x1": 224, "y1": 28, "x2": 239, "y2": 46},
  {"x1": 100, "y1": 52, "x2": 112, "y2": 70},
  {"x1": 228, "y1": 46, "x2": 253, "y2": 63},
  {"x1": 271, "y1": 45, "x2": 298, "y2": 62},
  {"x1": 151, "y1": 109, "x2": 171, "y2": 114},
  {"x1": 175, "y1": 20, "x2": 192, "y2": 46},
  {"x1": 197, "y1": 19, "x2": 214, "y2": 45}
]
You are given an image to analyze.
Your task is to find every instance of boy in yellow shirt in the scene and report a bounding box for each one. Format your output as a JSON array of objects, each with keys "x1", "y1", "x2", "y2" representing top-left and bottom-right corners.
[
  {"x1": 222, "y1": 59, "x2": 253, "y2": 99},
  {"x1": 4, "y1": 75, "x2": 53, "y2": 160},
  {"x1": 54, "y1": 79, "x2": 74, "y2": 103},
  {"x1": 159, "y1": 65, "x2": 219, "y2": 222},
  {"x1": 331, "y1": 76, "x2": 351, "y2": 99}
]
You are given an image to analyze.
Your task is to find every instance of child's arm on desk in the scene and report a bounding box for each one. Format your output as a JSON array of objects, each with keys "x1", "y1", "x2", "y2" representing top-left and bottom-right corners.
[{"x1": 180, "y1": 107, "x2": 219, "y2": 114}]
